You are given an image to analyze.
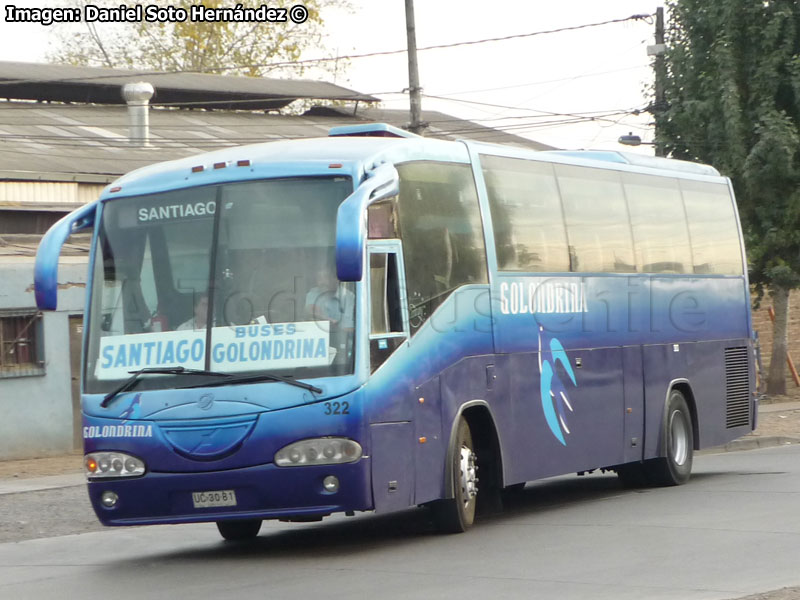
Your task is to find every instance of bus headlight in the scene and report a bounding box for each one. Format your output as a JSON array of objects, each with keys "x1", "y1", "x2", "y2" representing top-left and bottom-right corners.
[
  {"x1": 85, "y1": 452, "x2": 145, "y2": 479},
  {"x1": 274, "y1": 438, "x2": 362, "y2": 467}
]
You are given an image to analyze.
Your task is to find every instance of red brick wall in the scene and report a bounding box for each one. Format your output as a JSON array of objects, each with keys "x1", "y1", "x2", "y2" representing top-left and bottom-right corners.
[{"x1": 751, "y1": 290, "x2": 800, "y2": 387}]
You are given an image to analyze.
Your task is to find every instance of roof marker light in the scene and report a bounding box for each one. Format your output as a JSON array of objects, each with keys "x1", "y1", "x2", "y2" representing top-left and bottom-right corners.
[
  {"x1": 110, "y1": 186, "x2": 122, "y2": 193},
  {"x1": 213, "y1": 162, "x2": 226, "y2": 170},
  {"x1": 329, "y1": 163, "x2": 343, "y2": 169},
  {"x1": 237, "y1": 159, "x2": 251, "y2": 167},
  {"x1": 191, "y1": 165, "x2": 204, "y2": 173}
]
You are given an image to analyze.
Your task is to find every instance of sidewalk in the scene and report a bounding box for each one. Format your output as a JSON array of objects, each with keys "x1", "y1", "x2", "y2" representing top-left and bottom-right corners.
[
  {"x1": 1, "y1": 401, "x2": 798, "y2": 496},
  {"x1": 759, "y1": 400, "x2": 800, "y2": 412},
  {"x1": 713, "y1": 400, "x2": 800, "y2": 453}
]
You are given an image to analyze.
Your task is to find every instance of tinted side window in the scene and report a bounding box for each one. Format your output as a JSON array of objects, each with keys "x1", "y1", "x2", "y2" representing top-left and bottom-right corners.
[
  {"x1": 680, "y1": 180, "x2": 743, "y2": 275},
  {"x1": 396, "y1": 162, "x2": 488, "y2": 333},
  {"x1": 481, "y1": 154, "x2": 569, "y2": 272},
  {"x1": 623, "y1": 173, "x2": 692, "y2": 274},
  {"x1": 556, "y1": 164, "x2": 635, "y2": 273}
]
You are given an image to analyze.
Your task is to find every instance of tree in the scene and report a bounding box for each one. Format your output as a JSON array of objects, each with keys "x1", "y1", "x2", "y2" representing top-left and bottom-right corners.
[
  {"x1": 47, "y1": 0, "x2": 349, "y2": 80},
  {"x1": 657, "y1": 0, "x2": 800, "y2": 395}
]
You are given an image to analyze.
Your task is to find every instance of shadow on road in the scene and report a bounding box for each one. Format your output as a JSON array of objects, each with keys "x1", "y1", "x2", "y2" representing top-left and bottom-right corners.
[{"x1": 105, "y1": 469, "x2": 731, "y2": 566}]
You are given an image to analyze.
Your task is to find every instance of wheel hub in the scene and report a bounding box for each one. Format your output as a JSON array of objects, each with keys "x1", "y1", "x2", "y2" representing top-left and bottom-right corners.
[
  {"x1": 669, "y1": 409, "x2": 689, "y2": 466},
  {"x1": 459, "y1": 445, "x2": 478, "y2": 503}
]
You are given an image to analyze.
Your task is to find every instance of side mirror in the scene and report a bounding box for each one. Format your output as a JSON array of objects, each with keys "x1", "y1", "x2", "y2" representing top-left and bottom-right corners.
[
  {"x1": 35, "y1": 201, "x2": 98, "y2": 310},
  {"x1": 336, "y1": 163, "x2": 399, "y2": 282}
]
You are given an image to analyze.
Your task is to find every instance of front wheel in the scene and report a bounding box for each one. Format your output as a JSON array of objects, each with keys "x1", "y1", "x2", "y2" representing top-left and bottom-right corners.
[
  {"x1": 216, "y1": 519, "x2": 262, "y2": 541},
  {"x1": 648, "y1": 389, "x2": 694, "y2": 486},
  {"x1": 431, "y1": 418, "x2": 478, "y2": 533}
]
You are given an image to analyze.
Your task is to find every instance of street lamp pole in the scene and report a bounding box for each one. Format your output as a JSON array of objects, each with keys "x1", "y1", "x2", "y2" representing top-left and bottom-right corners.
[{"x1": 647, "y1": 7, "x2": 667, "y2": 156}]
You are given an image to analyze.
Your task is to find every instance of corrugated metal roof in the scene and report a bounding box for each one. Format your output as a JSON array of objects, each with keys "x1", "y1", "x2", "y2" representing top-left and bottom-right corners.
[
  {"x1": 0, "y1": 102, "x2": 552, "y2": 182},
  {"x1": 0, "y1": 61, "x2": 378, "y2": 109}
]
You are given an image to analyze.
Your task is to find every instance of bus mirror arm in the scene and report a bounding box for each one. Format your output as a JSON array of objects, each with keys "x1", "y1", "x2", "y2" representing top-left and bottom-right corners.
[
  {"x1": 335, "y1": 163, "x2": 399, "y2": 282},
  {"x1": 34, "y1": 201, "x2": 98, "y2": 311}
]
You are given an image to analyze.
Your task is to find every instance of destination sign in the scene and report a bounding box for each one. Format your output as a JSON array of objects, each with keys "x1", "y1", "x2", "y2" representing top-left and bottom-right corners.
[{"x1": 95, "y1": 321, "x2": 331, "y2": 380}]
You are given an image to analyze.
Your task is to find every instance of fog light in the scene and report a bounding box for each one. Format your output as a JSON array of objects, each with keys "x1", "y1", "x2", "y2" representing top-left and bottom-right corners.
[
  {"x1": 323, "y1": 475, "x2": 339, "y2": 493},
  {"x1": 101, "y1": 491, "x2": 119, "y2": 508}
]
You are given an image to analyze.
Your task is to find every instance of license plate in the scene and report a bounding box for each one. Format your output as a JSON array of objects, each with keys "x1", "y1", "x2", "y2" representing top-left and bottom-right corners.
[{"x1": 192, "y1": 489, "x2": 237, "y2": 508}]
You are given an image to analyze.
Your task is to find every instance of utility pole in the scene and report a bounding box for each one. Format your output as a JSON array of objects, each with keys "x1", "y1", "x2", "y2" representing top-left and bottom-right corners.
[
  {"x1": 648, "y1": 6, "x2": 667, "y2": 156},
  {"x1": 405, "y1": 0, "x2": 424, "y2": 135}
]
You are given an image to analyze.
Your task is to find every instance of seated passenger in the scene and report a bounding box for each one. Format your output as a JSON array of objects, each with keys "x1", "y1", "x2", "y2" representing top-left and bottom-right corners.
[{"x1": 177, "y1": 293, "x2": 209, "y2": 331}]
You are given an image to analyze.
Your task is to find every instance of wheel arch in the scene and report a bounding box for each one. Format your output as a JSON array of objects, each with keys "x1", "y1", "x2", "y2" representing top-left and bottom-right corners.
[{"x1": 443, "y1": 400, "x2": 505, "y2": 499}]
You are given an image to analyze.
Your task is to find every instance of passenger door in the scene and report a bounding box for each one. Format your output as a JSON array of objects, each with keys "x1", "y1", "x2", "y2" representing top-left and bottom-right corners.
[{"x1": 366, "y1": 241, "x2": 416, "y2": 512}]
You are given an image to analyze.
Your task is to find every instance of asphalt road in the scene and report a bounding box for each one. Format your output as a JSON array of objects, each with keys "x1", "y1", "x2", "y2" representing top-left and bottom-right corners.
[{"x1": 2, "y1": 445, "x2": 800, "y2": 600}]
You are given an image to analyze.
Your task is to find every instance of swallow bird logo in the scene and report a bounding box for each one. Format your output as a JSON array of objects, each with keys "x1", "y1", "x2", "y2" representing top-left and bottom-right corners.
[
  {"x1": 538, "y1": 327, "x2": 577, "y2": 446},
  {"x1": 119, "y1": 393, "x2": 142, "y2": 423}
]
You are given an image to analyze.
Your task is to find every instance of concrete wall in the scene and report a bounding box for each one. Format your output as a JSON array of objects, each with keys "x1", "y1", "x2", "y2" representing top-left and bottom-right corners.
[{"x1": 0, "y1": 256, "x2": 88, "y2": 459}]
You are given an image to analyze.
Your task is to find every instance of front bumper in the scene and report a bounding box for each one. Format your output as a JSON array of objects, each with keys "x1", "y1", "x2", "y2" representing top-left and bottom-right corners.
[{"x1": 88, "y1": 458, "x2": 372, "y2": 526}]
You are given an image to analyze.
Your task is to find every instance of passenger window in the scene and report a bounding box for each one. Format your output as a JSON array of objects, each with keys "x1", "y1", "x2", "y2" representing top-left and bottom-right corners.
[
  {"x1": 369, "y1": 251, "x2": 406, "y2": 372},
  {"x1": 368, "y1": 201, "x2": 398, "y2": 239},
  {"x1": 680, "y1": 180, "x2": 743, "y2": 275},
  {"x1": 556, "y1": 165, "x2": 635, "y2": 273},
  {"x1": 624, "y1": 174, "x2": 692, "y2": 274},
  {"x1": 481, "y1": 155, "x2": 569, "y2": 272},
  {"x1": 395, "y1": 162, "x2": 488, "y2": 334},
  {"x1": 370, "y1": 253, "x2": 403, "y2": 335}
]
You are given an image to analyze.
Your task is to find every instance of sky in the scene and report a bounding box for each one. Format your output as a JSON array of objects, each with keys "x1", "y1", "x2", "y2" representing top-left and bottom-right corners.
[{"x1": 0, "y1": 0, "x2": 659, "y2": 153}]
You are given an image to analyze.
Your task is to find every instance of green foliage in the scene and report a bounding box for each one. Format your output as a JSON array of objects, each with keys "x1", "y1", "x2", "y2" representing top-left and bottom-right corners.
[
  {"x1": 47, "y1": 0, "x2": 349, "y2": 79},
  {"x1": 658, "y1": 0, "x2": 800, "y2": 294}
]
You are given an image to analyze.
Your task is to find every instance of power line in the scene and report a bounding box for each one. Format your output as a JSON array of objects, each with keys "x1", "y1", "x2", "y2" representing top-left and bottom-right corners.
[
  {"x1": 433, "y1": 64, "x2": 649, "y2": 97},
  {"x1": 230, "y1": 14, "x2": 653, "y2": 72},
  {"x1": 422, "y1": 93, "x2": 647, "y2": 125},
  {"x1": 0, "y1": 105, "x2": 637, "y2": 129},
  {"x1": 0, "y1": 14, "x2": 652, "y2": 87},
  {"x1": 0, "y1": 108, "x2": 641, "y2": 147},
  {"x1": 0, "y1": 113, "x2": 646, "y2": 155}
]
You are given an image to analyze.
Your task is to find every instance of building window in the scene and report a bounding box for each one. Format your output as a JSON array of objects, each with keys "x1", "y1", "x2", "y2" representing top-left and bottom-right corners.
[{"x1": 0, "y1": 312, "x2": 45, "y2": 378}]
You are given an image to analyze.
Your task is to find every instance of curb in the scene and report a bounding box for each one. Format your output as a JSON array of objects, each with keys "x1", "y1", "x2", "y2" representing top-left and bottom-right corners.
[
  {"x1": 701, "y1": 436, "x2": 800, "y2": 454},
  {"x1": 0, "y1": 473, "x2": 85, "y2": 496}
]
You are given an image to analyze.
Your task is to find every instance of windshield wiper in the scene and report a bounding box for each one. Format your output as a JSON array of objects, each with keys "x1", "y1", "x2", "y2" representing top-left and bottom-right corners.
[
  {"x1": 101, "y1": 367, "x2": 234, "y2": 408},
  {"x1": 179, "y1": 372, "x2": 322, "y2": 394}
]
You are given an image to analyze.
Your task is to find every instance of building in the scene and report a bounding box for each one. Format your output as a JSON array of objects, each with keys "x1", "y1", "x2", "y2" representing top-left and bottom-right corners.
[{"x1": 0, "y1": 61, "x2": 551, "y2": 459}]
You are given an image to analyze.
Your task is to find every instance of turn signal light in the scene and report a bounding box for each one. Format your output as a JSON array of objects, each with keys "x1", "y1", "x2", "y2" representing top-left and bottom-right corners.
[{"x1": 85, "y1": 452, "x2": 145, "y2": 479}]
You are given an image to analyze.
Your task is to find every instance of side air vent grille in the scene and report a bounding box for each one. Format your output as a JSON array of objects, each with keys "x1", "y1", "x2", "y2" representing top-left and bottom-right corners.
[{"x1": 725, "y1": 346, "x2": 750, "y2": 428}]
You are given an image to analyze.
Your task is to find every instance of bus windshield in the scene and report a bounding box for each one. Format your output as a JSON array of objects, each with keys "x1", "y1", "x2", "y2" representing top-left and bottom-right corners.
[{"x1": 84, "y1": 176, "x2": 355, "y2": 393}]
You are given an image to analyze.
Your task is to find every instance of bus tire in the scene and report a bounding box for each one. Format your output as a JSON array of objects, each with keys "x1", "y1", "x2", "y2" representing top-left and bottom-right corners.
[
  {"x1": 648, "y1": 389, "x2": 694, "y2": 486},
  {"x1": 216, "y1": 519, "x2": 262, "y2": 541},
  {"x1": 432, "y1": 417, "x2": 478, "y2": 533}
]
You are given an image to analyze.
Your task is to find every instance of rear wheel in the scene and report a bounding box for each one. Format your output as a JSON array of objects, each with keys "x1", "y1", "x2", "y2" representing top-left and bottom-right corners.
[
  {"x1": 432, "y1": 418, "x2": 478, "y2": 533},
  {"x1": 216, "y1": 519, "x2": 262, "y2": 541},
  {"x1": 648, "y1": 389, "x2": 694, "y2": 486}
]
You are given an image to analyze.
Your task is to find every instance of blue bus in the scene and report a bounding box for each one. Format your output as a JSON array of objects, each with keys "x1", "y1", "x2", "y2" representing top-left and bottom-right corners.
[{"x1": 35, "y1": 123, "x2": 755, "y2": 538}]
